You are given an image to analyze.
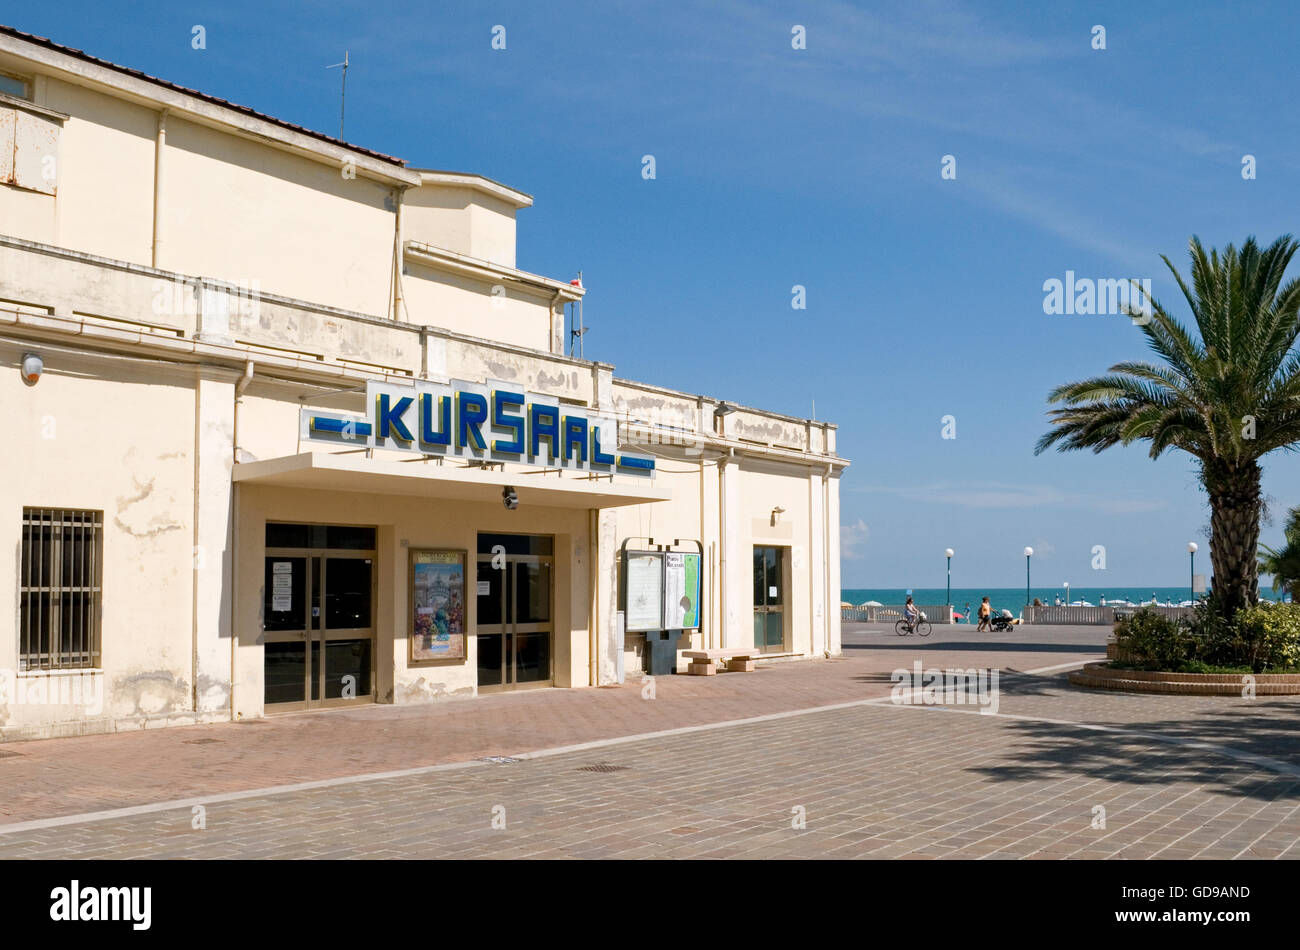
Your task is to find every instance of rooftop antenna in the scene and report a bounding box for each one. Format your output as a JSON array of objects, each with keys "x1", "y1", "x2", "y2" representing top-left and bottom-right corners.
[
  {"x1": 326, "y1": 50, "x2": 349, "y2": 139},
  {"x1": 569, "y1": 271, "x2": 586, "y2": 358}
]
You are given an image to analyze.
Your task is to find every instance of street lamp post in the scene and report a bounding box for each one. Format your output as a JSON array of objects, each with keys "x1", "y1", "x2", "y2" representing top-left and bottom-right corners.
[
  {"x1": 1024, "y1": 547, "x2": 1033, "y2": 606},
  {"x1": 945, "y1": 548, "x2": 954, "y2": 606},
  {"x1": 1188, "y1": 542, "x2": 1198, "y2": 602}
]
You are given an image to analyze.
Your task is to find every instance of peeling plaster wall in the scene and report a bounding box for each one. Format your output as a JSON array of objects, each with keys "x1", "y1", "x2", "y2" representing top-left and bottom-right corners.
[
  {"x1": 0, "y1": 343, "x2": 197, "y2": 735},
  {"x1": 730, "y1": 414, "x2": 808, "y2": 450},
  {"x1": 611, "y1": 386, "x2": 698, "y2": 432},
  {"x1": 444, "y1": 340, "x2": 593, "y2": 403}
]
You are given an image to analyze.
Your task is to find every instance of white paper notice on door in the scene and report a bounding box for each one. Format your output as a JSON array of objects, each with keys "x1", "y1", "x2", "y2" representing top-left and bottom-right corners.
[
  {"x1": 272, "y1": 561, "x2": 292, "y2": 574},
  {"x1": 272, "y1": 573, "x2": 292, "y2": 590},
  {"x1": 477, "y1": 580, "x2": 491, "y2": 596},
  {"x1": 271, "y1": 591, "x2": 292, "y2": 612}
]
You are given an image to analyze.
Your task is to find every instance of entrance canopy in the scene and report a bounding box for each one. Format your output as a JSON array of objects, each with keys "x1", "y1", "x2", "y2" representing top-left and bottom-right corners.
[{"x1": 233, "y1": 452, "x2": 671, "y2": 509}]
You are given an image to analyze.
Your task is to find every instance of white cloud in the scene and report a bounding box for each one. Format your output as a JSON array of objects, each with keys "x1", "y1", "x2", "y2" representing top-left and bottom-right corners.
[
  {"x1": 841, "y1": 519, "x2": 869, "y2": 559},
  {"x1": 852, "y1": 481, "x2": 1167, "y2": 513}
]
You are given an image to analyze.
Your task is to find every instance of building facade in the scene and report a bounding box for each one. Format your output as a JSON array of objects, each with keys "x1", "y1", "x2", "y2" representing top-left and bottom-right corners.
[{"x1": 0, "y1": 24, "x2": 847, "y2": 740}]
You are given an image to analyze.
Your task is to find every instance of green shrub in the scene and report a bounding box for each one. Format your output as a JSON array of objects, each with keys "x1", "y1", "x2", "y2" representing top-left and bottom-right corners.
[
  {"x1": 1114, "y1": 609, "x2": 1193, "y2": 667},
  {"x1": 1113, "y1": 600, "x2": 1300, "y2": 672},
  {"x1": 1185, "y1": 593, "x2": 1238, "y2": 666},
  {"x1": 1230, "y1": 603, "x2": 1300, "y2": 673}
]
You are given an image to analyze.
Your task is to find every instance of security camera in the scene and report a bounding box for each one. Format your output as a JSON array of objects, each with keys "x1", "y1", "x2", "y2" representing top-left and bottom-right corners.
[
  {"x1": 21, "y1": 353, "x2": 42, "y2": 384},
  {"x1": 502, "y1": 486, "x2": 518, "y2": 510}
]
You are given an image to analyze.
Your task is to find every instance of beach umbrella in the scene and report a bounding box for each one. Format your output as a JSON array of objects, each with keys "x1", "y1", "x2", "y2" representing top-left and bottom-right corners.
[
  {"x1": 840, "y1": 601, "x2": 853, "y2": 608},
  {"x1": 861, "y1": 600, "x2": 883, "y2": 607}
]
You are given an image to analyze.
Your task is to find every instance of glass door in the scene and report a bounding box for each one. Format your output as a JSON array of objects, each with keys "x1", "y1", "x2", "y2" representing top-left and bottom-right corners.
[
  {"x1": 476, "y1": 535, "x2": 553, "y2": 691},
  {"x1": 319, "y1": 555, "x2": 374, "y2": 705},
  {"x1": 753, "y1": 546, "x2": 786, "y2": 653},
  {"x1": 264, "y1": 555, "x2": 310, "y2": 707},
  {"x1": 476, "y1": 560, "x2": 506, "y2": 689},
  {"x1": 264, "y1": 523, "x2": 375, "y2": 711}
]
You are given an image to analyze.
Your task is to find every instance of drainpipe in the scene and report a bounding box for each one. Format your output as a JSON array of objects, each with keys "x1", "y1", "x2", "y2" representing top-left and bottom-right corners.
[
  {"x1": 227, "y1": 362, "x2": 254, "y2": 721},
  {"x1": 589, "y1": 508, "x2": 599, "y2": 686},
  {"x1": 151, "y1": 110, "x2": 168, "y2": 268},
  {"x1": 233, "y1": 360, "x2": 255, "y2": 465},
  {"x1": 392, "y1": 186, "x2": 406, "y2": 320}
]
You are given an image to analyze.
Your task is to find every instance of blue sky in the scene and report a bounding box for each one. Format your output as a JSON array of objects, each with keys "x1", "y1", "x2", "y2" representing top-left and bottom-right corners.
[{"x1": 18, "y1": 0, "x2": 1300, "y2": 587}]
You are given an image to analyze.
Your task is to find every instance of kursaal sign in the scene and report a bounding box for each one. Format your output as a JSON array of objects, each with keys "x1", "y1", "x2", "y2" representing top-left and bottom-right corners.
[{"x1": 301, "y1": 379, "x2": 656, "y2": 475}]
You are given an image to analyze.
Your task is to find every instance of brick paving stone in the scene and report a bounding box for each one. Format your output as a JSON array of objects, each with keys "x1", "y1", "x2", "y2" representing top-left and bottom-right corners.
[{"x1": 4, "y1": 625, "x2": 1300, "y2": 858}]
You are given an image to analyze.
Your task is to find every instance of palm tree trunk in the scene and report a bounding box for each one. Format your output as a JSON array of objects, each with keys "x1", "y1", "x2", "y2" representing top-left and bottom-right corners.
[{"x1": 1205, "y1": 459, "x2": 1262, "y2": 618}]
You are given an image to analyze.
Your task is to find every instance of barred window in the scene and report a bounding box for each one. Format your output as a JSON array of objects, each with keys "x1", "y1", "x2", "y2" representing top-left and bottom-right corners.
[{"x1": 19, "y1": 508, "x2": 102, "y2": 671}]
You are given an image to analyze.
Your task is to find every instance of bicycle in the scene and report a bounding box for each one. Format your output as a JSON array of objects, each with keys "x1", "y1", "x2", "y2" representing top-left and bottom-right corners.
[{"x1": 895, "y1": 615, "x2": 932, "y2": 637}]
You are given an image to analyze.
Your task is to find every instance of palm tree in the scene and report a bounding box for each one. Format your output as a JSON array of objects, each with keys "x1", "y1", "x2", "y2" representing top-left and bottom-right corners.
[
  {"x1": 1259, "y1": 505, "x2": 1300, "y2": 601},
  {"x1": 1036, "y1": 235, "x2": 1300, "y2": 619}
]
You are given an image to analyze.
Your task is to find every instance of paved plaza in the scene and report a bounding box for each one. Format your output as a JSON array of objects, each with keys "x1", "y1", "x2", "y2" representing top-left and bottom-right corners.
[{"x1": 2, "y1": 623, "x2": 1299, "y2": 859}]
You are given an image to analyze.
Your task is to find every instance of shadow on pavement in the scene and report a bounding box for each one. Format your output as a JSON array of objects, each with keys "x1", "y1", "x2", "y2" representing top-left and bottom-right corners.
[
  {"x1": 842, "y1": 640, "x2": 1104, "y2": 654},
  {"x1": 961, "y1": 684, "x2": 1300, "y2": 801}
]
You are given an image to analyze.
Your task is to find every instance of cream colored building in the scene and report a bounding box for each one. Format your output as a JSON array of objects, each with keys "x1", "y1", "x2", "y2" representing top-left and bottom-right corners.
[{"x1": 0, "y1": 24, "x2": 847, "y2": 740}]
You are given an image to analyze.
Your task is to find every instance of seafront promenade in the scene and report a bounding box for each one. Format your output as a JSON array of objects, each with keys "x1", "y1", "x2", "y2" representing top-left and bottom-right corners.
[{"x1": 3, "y1": 622, "x2": 1298, "y2": 859}]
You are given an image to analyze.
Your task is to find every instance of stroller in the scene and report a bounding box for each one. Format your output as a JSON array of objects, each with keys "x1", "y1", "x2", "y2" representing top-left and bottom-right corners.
[{"x1": 989, "y1": 609, "x2": 1017, "y2": 632}]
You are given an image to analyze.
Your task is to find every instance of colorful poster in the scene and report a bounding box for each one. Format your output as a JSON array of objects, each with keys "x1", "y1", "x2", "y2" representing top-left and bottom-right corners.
[
  {"x1": 410, "y1": 550, "x2": 466, "y2": 662},
  {"x1": 625, "y1": 552, "x2": 663, "y2": 632},
  {"x1": 663, "y1": 553, "x2": 701, "y2": 629}
]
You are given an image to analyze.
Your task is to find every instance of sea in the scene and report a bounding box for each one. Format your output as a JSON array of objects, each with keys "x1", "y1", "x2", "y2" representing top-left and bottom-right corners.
[{"x1": 841, "y1": 586, "x2": 1290, "y2": 619}]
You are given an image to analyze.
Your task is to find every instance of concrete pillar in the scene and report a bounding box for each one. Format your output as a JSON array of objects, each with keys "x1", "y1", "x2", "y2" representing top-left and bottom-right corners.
[
  {"x1": 590, "y1": 363, "x2": 621, "y2": 685},
  {"x1": 193, "y1": 367, "x2": 236, "y2": 713},
  {"x1": 809, "y1": 468, "x2": 827, "y2": 656},
  {"x1": 596, "y1": 508, "x2": 619, "y2": 685},
  {"x1": 827, "y1": 470, "x2": 842, "y2": 656},
  {"x1": 718, "y1": 455, "x2": 742, "y2": 648}
]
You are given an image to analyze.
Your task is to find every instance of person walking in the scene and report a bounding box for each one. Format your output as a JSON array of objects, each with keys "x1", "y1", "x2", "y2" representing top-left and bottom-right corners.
[{"x1": 977, "y1": 596, "x2": 992, "y2": 632}]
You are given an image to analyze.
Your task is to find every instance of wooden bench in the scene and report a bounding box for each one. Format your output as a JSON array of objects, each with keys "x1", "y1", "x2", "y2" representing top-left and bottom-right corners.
[{"x1": 681, "y1": 648, "x2": 759, "y2": 675}]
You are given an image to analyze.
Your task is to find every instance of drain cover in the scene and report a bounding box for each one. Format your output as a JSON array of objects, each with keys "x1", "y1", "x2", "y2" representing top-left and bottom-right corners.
[
  {"x1": 183, "y1": 738, "x2": 222, "y2": 745},
  {"x1": 576, "y1": 763, "x2": 630, "y2": 773},
  {"x1": 480, "y1": 755, "x2": 520, "y2": 764}
]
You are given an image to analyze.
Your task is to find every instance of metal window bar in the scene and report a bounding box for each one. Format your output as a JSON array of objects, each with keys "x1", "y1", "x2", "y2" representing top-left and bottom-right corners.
[{"x1": 19, "y1": 508, "x2": 102, "y2": 671}]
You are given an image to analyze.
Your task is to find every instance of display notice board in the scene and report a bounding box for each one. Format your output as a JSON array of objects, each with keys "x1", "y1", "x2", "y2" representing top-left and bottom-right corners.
[
  {"x1": 624, "y1": 552, "x2": 664, "y2": 632},
  {"x1": 663, "y1": 552, "x2": 701, "y2": 630},
  {"x1": 623, "y1": 549, "x2": 703, "y2": 633}
]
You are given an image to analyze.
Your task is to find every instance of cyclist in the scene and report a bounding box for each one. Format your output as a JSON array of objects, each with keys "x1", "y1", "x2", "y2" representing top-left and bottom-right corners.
[{"x1": 903, "y1": 596, "x2": 919, "y2": 631}]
